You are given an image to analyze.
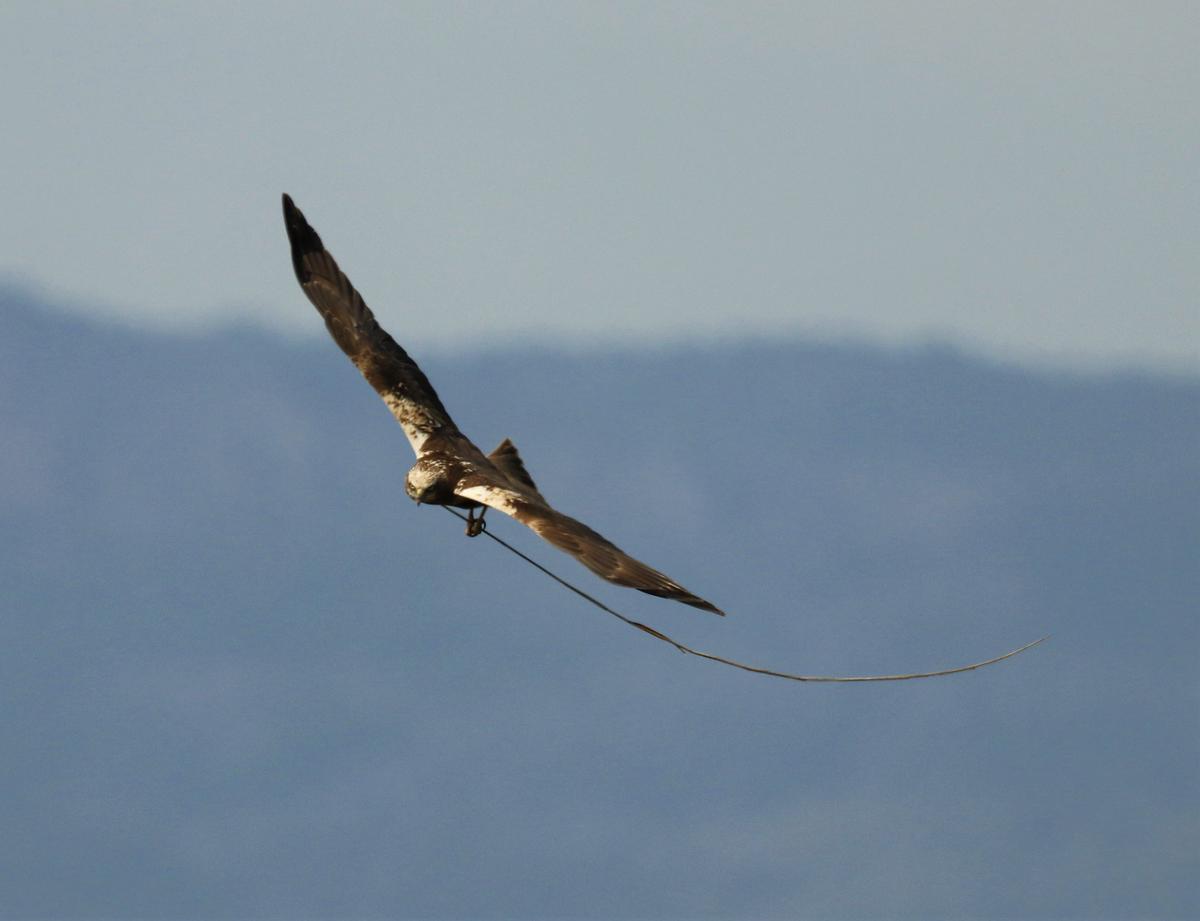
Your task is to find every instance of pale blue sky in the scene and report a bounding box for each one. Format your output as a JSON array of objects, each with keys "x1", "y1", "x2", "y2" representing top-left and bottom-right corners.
[{"x1": 3, "y1": 1, "x2": 1196, "y2": 369}]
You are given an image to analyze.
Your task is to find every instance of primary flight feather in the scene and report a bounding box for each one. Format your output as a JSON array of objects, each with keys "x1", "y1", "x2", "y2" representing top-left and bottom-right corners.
[{"x1": 282, "y1": 194, "x2": 723, "y2": 615}]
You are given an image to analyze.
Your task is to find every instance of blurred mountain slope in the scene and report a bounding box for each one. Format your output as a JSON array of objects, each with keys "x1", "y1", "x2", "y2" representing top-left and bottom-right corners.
[{"x1": 1, "y1": 285, "x2": 1196, "y2": 919}]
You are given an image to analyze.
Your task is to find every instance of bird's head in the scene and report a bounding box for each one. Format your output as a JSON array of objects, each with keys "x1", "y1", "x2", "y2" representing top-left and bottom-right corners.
[{"x1": 404, "y1": 460, "x2": 442, "y2": 504}]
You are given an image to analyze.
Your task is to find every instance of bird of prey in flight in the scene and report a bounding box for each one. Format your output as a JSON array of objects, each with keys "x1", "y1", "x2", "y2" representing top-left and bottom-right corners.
[{"x1": 283, "y1": 194, "x2": 723, "y2": 616}]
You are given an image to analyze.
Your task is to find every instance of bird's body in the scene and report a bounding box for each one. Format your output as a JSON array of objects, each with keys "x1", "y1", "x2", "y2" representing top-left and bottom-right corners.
[{"x1": 283, "y1": 194, "x2": 723, "y2": 615}]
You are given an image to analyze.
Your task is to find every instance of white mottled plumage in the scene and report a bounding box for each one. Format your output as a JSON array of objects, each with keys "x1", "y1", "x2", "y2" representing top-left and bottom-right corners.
[
  {"x1": 404, "y1": 463, "x2": 441, "y2": 497},
  {"x1": 381, "y1": 391, "x2": 434, "y2": 454},
  {"x1": 455, "y1": 483, "x2": 523, "y2": 517}
]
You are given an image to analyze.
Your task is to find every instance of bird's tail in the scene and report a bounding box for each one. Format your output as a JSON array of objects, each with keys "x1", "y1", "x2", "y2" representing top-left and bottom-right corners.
[{"x1": 488, "y1": 438, "x2": 547, "y2": 504}]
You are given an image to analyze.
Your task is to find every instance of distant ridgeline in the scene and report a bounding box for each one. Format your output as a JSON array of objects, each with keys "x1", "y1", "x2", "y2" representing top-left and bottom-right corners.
[{"x1": 1, "y1": 284, "x2": 1197, "y2": 918}]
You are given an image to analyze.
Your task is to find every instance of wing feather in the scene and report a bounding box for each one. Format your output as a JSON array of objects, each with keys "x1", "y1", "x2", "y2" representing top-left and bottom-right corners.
[
  {"x1": 455, "y1": 479, "x2": 724, "y2": 615},
  {"x1": 487, "y1": 438, "x2": 547, "y2": 503},
  {"x1": 282, "y1": 194, "x2": 457, "y2": 455}
]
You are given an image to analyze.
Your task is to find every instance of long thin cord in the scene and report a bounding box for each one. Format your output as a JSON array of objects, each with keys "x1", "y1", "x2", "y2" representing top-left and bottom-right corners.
[{"x1": 442, "y1": 507, "x2": 1047, "y2": 683}]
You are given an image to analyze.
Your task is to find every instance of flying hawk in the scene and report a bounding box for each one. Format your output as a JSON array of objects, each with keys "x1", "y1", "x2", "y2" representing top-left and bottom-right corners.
[{"x1": 283, "y1": 194, "x2": 723, "y2": 615}]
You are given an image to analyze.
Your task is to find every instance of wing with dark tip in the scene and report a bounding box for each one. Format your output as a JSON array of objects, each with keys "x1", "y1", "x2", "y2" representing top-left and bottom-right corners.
[
  {"x1": 454, "y1": 476, "x2": 725, "y2": 615},
  {"x1": 282, "y1": 193, "x2": 457, "y2": 455}
]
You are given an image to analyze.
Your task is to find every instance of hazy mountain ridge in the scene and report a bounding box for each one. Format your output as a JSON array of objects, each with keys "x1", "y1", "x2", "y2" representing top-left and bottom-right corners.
[{"x1": 1, "y1": 287, "x2": 1196, "y2": 918}]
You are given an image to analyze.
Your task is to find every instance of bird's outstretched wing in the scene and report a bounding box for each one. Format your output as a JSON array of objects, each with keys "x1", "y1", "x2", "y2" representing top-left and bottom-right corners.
[
  {"x1": 282, "y1": 194, "x2": 457, "y2": 456},
  {"x1": 454, "y1": 475, "x2": 725, "y2": 615}
]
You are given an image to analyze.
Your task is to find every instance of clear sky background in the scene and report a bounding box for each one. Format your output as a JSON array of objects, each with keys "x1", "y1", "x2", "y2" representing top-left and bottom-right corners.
[{"x1": 2, "y1": 1, "x2": 1196, "y2": 370}]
